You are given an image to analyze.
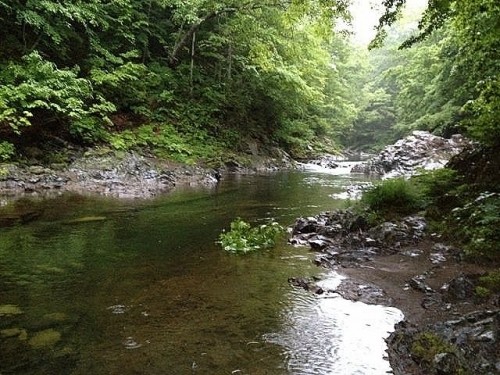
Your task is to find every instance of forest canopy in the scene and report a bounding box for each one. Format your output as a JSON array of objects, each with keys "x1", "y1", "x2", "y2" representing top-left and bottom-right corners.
[{"x1": 0, "y1": 0, "x2": 498, "y2": 161}]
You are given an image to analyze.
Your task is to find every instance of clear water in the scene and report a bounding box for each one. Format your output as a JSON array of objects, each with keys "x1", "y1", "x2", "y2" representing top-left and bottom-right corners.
[{"x1": 0, "y1": 166, "x2": 402, "y2": 374}]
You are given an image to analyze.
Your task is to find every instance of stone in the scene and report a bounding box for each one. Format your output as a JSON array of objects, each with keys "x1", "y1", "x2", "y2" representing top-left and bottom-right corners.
[
  {"x1": 28, "y1": 329, "x2": 61, "y2": 349},
  {"x1": 0, "y1": 304, "x2": 23, "y2": 316},
  {"x1": 433, "y1": 352, "x2": 461, "y2": 374},
  {"x1": 442, "y1": 275, "x2": 475, "y2": 302}
]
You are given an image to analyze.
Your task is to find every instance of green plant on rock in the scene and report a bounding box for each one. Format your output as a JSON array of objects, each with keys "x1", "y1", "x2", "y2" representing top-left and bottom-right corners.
[
  {"x1": 476, "y1": 269, "x2": 500, "y2": 296},
  {"x1": 411, "y1": 332, "x2": 466, "y2": 373},
  {"x1": 361, "y1": 177, "x2": 425, "y2": 216},
  {"x1": 219, "y1": 218, "x2": 285, "y2": 254}
]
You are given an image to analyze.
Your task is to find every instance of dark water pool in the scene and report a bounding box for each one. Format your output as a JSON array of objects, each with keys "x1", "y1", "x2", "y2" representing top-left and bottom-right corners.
[{"x1": 0, "y1": 165, "x2": 402, "y2": 374}]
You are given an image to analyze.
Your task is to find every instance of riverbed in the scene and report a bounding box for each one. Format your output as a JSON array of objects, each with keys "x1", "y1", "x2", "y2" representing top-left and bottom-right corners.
[{"x1": 0, "y1": 164, "x2": 403, "y2": 374}]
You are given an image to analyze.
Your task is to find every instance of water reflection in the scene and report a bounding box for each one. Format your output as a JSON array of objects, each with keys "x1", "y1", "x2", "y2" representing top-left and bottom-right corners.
[
  {"x1": 0, "y1": 168, "x2": 401, "y2": 374},
  {"x1": 265, "y1": 273, "x2": 403, "y2": 374}
]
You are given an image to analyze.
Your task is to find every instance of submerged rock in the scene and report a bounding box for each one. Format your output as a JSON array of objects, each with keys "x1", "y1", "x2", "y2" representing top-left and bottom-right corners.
[
  {"x1": 28, "y1": 329, "x2": 61, "y2": 349},
  {"x1": 0, "y1": 304, "x2": 23, "y2": 317},
  {"x1": 1, "y1": 328, "x2": 28, "y2": 340},
  {"x1": 351, "y1": 131, "x2": 471, "y2": 178}
]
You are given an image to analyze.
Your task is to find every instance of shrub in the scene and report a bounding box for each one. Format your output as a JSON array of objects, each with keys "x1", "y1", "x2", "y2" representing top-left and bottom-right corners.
[
  {"x1": 361, "y1": 178, "x2": 424, "y2": 215},
  {"x1": 219, "y1": 218, "x2": 285, "y2": 254},
  {"x1": 0, "y1": 51, "x2": 114, "y2": 141},
  {"x1": 451, "y1": 192, "x2": 500, "y2": 260},
  {"x1": 410, "y1": 332, "x2": 466, "y2": 373},
  {"x1": 477, "y1": 270, "x2": 500, "y2": 294},
  {"x1": 0, "y1": 141, "x2": 15, "y2": 161},
  {"x1": 413, "y1": 168, "x2": 460, "y2": 201}
]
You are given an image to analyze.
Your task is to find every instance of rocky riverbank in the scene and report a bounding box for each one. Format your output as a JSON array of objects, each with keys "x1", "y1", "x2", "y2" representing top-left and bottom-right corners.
[
  {"x1": 0, "y1": 147, "x2": 295, "y2": 201},
  {"x1": 288, "y1": 210, "x2": 499, "y2": 374}
]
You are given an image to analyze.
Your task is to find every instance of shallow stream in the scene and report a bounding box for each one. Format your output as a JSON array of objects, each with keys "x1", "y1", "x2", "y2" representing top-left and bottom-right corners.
[{"x1": 0, "y1": 163, "x2": 403, "y2": 374}]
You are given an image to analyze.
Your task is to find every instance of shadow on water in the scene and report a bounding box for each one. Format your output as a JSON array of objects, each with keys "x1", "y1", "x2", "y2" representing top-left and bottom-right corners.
[{"x1": 0, "y1": 166, "x2": 401, "y2": 374}]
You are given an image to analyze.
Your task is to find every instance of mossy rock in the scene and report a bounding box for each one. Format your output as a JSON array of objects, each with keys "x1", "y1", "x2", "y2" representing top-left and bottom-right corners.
[
  {"x1": 1, "y1": 328, "x2": 28, "y2": 340},
  {"x1": 28, "y1": 329, "x2": 61, "y2": 349},
  {"x1": 64, "y1": 216, "x2": 107, "y2": 224},
  {"x1": 0, "y1": 304, "x2": 23, "y2": 317}
]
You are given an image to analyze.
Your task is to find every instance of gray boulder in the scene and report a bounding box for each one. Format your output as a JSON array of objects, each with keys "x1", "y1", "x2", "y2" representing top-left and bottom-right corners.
[{"x1": 351, "y1": 131, "x2": 471, "y2": 178}]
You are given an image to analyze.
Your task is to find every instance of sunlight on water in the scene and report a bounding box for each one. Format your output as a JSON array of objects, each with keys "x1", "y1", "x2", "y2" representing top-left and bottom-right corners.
[{"x1": 265, "y1": 272, "x2": 404, "y2": 374}]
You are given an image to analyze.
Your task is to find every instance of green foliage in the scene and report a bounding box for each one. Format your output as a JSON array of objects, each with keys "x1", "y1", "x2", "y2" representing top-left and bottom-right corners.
[
  {"x1": 219, "y1": 218, "x2": 285, "y2": 254},
  {"x1": 361, "y1": 178, "x2": 425, "y2": 215},
  {"x1": 451, "y1": 192, "x2": 500, "y2": 260},
  {"x1": 410, "y1": 332, "x2": 465, "y2": 373},
  {"x1": 107, "y1": 123, "x2": 230, "y2": 165},
  {"x1": 0, "y1": 52, "x2": 114, "y2": 141},
  {"x1": 477, "y1": 270, "x2": 500, "y2": 294},
  {"x1": 0, "y1": 141, "x2": 15, "y2": 161},
  {"x1": 412, "y1": 168, "x2": 461, "y2": 209}
]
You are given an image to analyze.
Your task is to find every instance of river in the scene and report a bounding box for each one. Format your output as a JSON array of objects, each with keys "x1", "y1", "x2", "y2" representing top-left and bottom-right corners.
[{"x1": 0, "y1": 163, "x2": 403, "y2": 374}]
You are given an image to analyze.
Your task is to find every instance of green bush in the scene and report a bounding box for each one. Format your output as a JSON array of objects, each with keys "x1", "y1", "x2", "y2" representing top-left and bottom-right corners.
[
  {"x1": 219, "y1": 218, "x2": 285, "y2": 254},
  {"x1": 477, "y1": 270, "x2": 500, "y2": 295},
  {"x1": 361, "y1": 178, "x2": 425, "y2": 215},
  {"x1": 413, "y1": 168, "x2": 460, "y2": 200},
  {"x1": 0, "y1": 141, "x2": 15, "y2": 161},
  {"x1": 107, "y1": 123, "x2": 232, "y2": 165},
  {"x1": 0, "y1": 51, "x2": 114, "y2": 141},
  {"x1": 451, "y1": 192, "x2": 500, "y2": 260}
]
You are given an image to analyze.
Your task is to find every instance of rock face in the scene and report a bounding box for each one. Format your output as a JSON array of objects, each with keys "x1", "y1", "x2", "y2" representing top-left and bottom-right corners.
[
  {"x1": 0, "y1": 150, "x2": 219, "y2": 199},
  {"x1": 351, "y1": 131, "x2": 471, "y2": 178}
]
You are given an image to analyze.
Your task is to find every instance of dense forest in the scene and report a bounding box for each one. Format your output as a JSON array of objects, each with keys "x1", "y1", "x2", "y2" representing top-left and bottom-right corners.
[{"x1": 1, "y1": 0, "x2": 497, "y2": 164}]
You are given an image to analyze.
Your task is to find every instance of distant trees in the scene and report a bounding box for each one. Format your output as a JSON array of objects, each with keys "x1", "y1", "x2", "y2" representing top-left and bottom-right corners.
[
  {"x1": 1, "y1": 0, "x2": 497, "y2": 159},
  {"x1": 347, "y1": 0, "x2": 499, "y2": 150}
]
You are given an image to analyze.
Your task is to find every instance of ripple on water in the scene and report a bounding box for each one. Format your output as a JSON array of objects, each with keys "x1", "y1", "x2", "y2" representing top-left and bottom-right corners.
[{"x1": 265, "y1": 272, "x2": 404, "y2": 375}]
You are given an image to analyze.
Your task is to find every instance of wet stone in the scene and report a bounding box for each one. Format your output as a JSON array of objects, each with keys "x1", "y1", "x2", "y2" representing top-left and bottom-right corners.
[
  {"x1": 0, "y1": 304, "x2": 23, "y2": 317},
  {"x1": 28, "y1": 329, "x2": 61, "y2": 349},
  {"x1": 1, "y1": 328, "x2": 27, "y2": 340}
]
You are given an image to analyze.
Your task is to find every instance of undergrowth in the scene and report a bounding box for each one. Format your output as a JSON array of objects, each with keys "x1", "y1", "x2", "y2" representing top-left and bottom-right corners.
[{"x1": 357, "y1": 168, "x2": 499, "y2": 263}]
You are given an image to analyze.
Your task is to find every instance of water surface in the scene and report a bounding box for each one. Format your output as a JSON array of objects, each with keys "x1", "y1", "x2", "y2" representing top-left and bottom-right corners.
[{"x1": 0, "y1": 165, "x2": 402, "y2": 374}]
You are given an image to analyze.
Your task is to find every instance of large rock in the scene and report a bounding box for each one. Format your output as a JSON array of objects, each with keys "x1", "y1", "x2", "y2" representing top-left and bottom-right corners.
[
  {"x1": 387, "y1": 310, "x2": 500, "y2": 375},
  {"x1": 351, "y1": 131, "x2": 471, "y2": 178}
]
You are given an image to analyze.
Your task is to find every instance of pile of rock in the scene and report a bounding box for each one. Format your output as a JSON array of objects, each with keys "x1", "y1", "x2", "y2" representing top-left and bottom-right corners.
[
  {"x1": 289, "y1": 208, "x2": 500, "y2": 375},
  {"x1": 290, "y1": 209, "x2": 427, "y2": 268},
  {"x1": 351, "y1": 131, "x2": 471, "y2": 178}
]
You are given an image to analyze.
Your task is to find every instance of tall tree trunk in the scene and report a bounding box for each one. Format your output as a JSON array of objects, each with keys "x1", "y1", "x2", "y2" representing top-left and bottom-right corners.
[
  {"x1": 168, "y1": 12, "x2": 216, "y2": 69},
  {"x1": 190, "y1": 31, "x2": 196, "y2": 96}
]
